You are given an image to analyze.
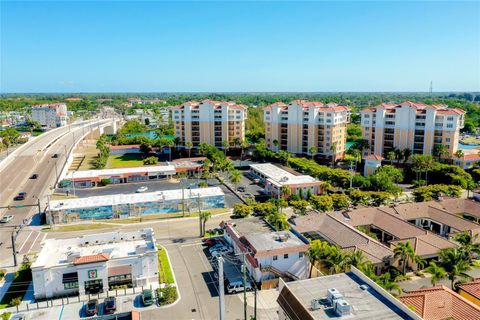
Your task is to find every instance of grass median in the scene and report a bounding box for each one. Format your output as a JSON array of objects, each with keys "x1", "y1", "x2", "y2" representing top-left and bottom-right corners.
[{"x1": 157, "y1": 245, "x2": 175, "y2": 284}]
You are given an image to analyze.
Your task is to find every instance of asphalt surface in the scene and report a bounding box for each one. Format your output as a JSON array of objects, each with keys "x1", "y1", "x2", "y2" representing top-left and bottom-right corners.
[
  {"x1": 0, "y1": 119, "x2": 112, "y2": 267},
  {"x1": 58, "y1": 177, "x2": 242, "y2": 209}
]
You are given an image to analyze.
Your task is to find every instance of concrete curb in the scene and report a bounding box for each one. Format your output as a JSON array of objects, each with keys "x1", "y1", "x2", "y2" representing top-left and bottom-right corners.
[{"x1": 155, "y1": 245, "x2": 182, "y2": 309}]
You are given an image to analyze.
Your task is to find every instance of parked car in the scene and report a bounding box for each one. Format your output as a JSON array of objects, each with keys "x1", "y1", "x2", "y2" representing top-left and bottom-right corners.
[
  {"x1": 244, "y1": 193, "x2": 254, "y2": 199},
  {"x1": 0, "y1": 215, "x2": 14, "y2": 223},
  {"x1": 85, "y1": 299, "x2": 98, "y2": 316},
  {"x1": 136, "y1": 186, "x2": 148, "y2": 193},
  {"x1": 211, "y1": 246, "x2": 233, "y2": 257},
  {"x1": 237, "y1": 186, "x2": 246, "y2": 192},
  {"x1": 226, "y1": 280, "x2": 252, "y2": 294},
  {"x1": 9, "y1": 314, "x2": 26, "y2": 320},
  {"x1": 203, "y1": 238, "x2": 221, "y2": 247},
  {"x1": 52, "y1": 153, "x2": 58, "y2": 158},
  {"x1": 104, "y1": 296, "x2": 116, "y2": 314},
  {"x1": 141, "y1": 289, "x2": 154, "y2": 306},
  {"x1": 30, "y1": 173, "x2": 39, "y2": 179},
  {"x1": 208, "y1": 244, "x2": 226, "y2": 254},
  {"x1": 18, "y1": 192, "x2": 27, "y2": 197}
]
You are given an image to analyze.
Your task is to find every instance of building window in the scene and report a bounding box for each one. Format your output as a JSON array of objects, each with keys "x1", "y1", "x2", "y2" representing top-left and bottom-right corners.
[
  {"x1": 273, "y1": 255, "x2": 278, "y2": 261},
  {"x1": 299, "y1": 252, "x2": 304, "y2": 258},
  {"x1": 446, "y1": 138, "x2": 451, "y2": 142},
  {"x1": 446, "y1": 124, "x2": 453, "y2": 128},
  {"x1": 64, "y1": 282, "x2": 79, "y2": 290},
  {"x1": 284, "y1": 254, "x2": 289, "y2": 259}
]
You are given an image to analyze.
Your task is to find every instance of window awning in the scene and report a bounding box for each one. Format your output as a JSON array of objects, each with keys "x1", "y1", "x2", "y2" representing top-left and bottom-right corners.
[
  {"x1": 108, "y1": 265, "x2": 132, "y2": 277},
  {"x1": 62, "y1": 272, "x2": 78, "y2": 283}
]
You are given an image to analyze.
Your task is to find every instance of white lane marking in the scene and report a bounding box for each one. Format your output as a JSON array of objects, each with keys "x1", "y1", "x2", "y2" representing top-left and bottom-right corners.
[{"x1": 17, "y1": 231, "x2": 34, "y2": 254}]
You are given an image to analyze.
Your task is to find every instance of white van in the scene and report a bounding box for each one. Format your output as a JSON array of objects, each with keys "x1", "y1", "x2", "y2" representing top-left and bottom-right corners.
[{"x1": 226, "y1": 280, "x2": 252, "y2": 294}]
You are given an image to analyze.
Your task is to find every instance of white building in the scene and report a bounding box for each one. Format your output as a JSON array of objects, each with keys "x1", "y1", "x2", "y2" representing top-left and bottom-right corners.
[
  {"x1": 250, "y1": 163, "x2": 322, "y2": 198},
  {"x1": 221, "y1": 217, "x2": 309, "y2": 283},
  {"x1": 32, "y1": 103, "x2": 68, "y2": 128},
  {"x1": 32, "y1": 228, "x2": 159, "y2": 299}
]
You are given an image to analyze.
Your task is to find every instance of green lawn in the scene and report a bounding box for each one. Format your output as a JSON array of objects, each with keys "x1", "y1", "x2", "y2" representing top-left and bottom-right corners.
[
  {"x1": 157, "y1": 246, "x2": 175, "y2": 284},
  {"x1": 42, "y1": 223, "x2": 114, "y2": 233},
  {"x1": 107, "y1": 153, "x2": 144, "y2": 168}
]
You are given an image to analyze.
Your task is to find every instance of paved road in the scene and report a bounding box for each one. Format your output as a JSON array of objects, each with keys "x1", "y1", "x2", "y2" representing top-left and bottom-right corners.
[{"x1": 0, "y1": 119, "x2": 112, "y2": 267}]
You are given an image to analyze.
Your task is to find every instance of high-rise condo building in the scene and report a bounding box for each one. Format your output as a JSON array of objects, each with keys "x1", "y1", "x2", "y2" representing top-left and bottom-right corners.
[
  {"x1": 361, "y1": 101, "x2": 465, "y2": 157},
  {"x1": 264, "y1": 100, "x2": 350, "y2": 159},
  {"x1": 171, "y1": 100, "x2": 247, "y2": 148}
]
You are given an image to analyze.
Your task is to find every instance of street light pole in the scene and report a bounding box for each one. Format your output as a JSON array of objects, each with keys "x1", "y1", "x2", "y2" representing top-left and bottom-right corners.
[
  {"x1": 218, "y1": 256, "x2": 225, "y2": 320},
  {"x1": 242, "y1": 254, "x2": 247, "y2": 320}
]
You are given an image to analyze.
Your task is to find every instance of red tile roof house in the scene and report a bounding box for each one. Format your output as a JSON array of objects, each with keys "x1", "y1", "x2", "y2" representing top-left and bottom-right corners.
[
  {"x1": 220, "y1": 217, "x2": 310, "y2": 284},
  {"x1": 400, "y1": 286, "x2": 480, "y2": 320}
]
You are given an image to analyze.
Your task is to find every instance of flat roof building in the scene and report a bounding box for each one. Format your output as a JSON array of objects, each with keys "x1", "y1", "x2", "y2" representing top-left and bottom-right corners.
[
  {"x1": 221, "y1": 217, "x2": 309, "y2": 283},
  {"x1": 277, "y1": 268, "x2": 421, "y2": 320},
  {"x1": 61, "y1": 165, "x2": 176, "y2": 188},
  {"x1": 32, "y1": 228, "x2": 158, "y2": 299},
  {"x1": 32, "y1": 103, "x2": 68, "y2": 128},
  {"x1": 48, "y1": 187, "x2": 225, "y2": 223},
  {"x1": 250, "y1": 163, "x2": 322, "y2": 198}
]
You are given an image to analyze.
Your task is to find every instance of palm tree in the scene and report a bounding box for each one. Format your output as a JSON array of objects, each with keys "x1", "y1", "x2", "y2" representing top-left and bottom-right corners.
[
  {"x1": 323, "y1": 247, "x2": 348, "y2": 274},
  {"x1": 453, "y1": 231, "x2": 480, "y2": 263},
  {"x1": 330, "y1": 143, "x2": 337, "y2": 168},
  {"x1": 307, "y1": 240, "x2": 323, "y2": 277},
  {"x1": 438, "y1": 247, "x2": 472, "y2": 289},
  {"x1": 386, "y1": 151, "x2": 396, "y2": 165},
  {"x1": 402, "y1": 148, "x2": 412, "y2": 164},
  {"x1": 173, "y1": 137, "x2": 181, "y2": 150},
  {"x1": 139, "y1": 143, "x2": 152, "y2": 158},
  {"x1": 222, "y1": 140, "x2": 230, "y2": 156},
  {"x1": 165, "y1": 139, "x2": 174, "y2": 161},
  {"x1": 280, "y1": 184, "x2": 292, "y2": 200},
  {"x1": 229, "y1": 170, "x2": 242, "y2": 191},
  {"x1": 394, "y1": 148, "x2": 404, "y2": 163},
  {"x1": 393, "y1": 241, "x2": 416, "y2": 274},
  {"x1": 347, "y1": 249, "x2": 367, "y2": 269},
  {"x1": 375, "y1": 273, "x2": 402, "y2": 295},
  {"x1": 433, "y1": 144, "x2": 449, "y2": 162},
  {"x1": 233, "y1": 137, "x2": 241, "y2": 148},
  {"x1": 454, "y1": 149, "x2": 464, "y2": 165},
  {"x1": 308, "y1": 146, "x2": 317, "y2": 160},
  {"x1": 199, "y1": 211, "x2": 212, "y2": 237},
  {"x1": 239, "y1": 140, "x2": 248, "y2": 166},
  {"x1": 273, "y1": 139, "x2": 279, "y2": 151},
  {"x1": 425, "y1": 261, "x2": 447, "y2": 286},
  {"x1": 185, "y1": 141, "x2": 193, "y2": 158}
]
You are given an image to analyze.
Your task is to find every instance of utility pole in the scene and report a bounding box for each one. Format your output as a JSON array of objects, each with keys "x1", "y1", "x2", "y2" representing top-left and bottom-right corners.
[
  {"x1": 242, "y1": 254, "x2": 247, "y2": 320},
  {"x1": 197, "y1": 194, "x2": 202, "y2": 237},
  {"x1": 181, "y1": 179, "x2": 185, "y2": 217},
  {"x1": 349, "y1": 160, "x2": 355, "y2": 189},
  {"x1": 11, "y1": 230, "x2": 17, "y2": 267},
  {"x1": 218, "y1": 256, "x2": 225, "y2": 320}
]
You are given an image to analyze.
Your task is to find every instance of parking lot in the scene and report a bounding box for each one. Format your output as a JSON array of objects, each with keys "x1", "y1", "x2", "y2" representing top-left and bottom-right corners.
[{"x1": 56, "y1": 177, "x2": 241, "y2": 208}]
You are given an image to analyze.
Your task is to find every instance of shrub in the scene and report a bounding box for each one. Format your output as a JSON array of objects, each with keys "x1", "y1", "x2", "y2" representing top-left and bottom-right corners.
[
  {"x1": 412, "y1": 184, "x2": 462, "y2": 202},
  {"x1": 100, "y1": 178, "x2": 112, "y2": 186},
  {"x1": 157, "y1": 285, "x2": 178, "y2": 305},
  {"x1": 143, "y1": 156, "x2": 159, "y2": 165},
  {"x1": 9, "y1": 297, "x2": 22, "y2": 307},
  {"x1": 233, "y1": 204, "x2": 252, "y2": 218}
]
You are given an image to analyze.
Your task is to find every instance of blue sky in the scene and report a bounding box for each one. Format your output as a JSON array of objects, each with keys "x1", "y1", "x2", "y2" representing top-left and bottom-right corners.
[{"x1": 1, "y1": 1, "x2": 479, "y2": 93}]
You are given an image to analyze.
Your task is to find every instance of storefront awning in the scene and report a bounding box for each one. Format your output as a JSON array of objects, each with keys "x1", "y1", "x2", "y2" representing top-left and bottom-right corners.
[{"x1": 108, "y1": 265, "x2": 132, "y2": 277}]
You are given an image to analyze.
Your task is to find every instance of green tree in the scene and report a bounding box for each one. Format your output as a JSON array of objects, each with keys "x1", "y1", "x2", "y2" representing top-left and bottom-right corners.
[
  {"x1": 222, "y1": 140, "x2": 230, "y2": 155},
  {"x1": 199, "y1": 211, "x2": 212, "y2": 237},
  {"x1": 454, "y1": 149, "x2": 465, "y2": 162},
  {"x1": 143, "y1": 156, "x2": 159, "y2": 165},
  {"x1": 229, "y1": 169, "x2": 242, "y2": 190},
  {"x1": 393, "y1": 241, "x2": 419, "y2": 274},
  {"x1": 347, "y1": 249, "x2": 368, "y2": 269},
  {"x1": 308, "y1": 146, "x2": 317, "y2": 159},
  {"x1": 233, "y1": 204, "x2": 252, "y2": 218},
  {"x1": 437, "y1": 247, "x2": 472, "y2": 289},
  {"x1": 330, "y1": 142, "x2": 337, "y2": 168},
  {"x1": 453, "y1": 231, "x2": 480, "y2": 263},
  {"x1": 425, "y1": 261, "x2": 447, "y2": 286},
  {"x1": 330, "y1": 193, "x2": 350, "y2": 211},
  {"x1": 310, "y1": 195, "x2": 334, "y2": 212},
  {"x1": 386, "y1": 151, "x2": 396, "y2": 165},
  {"x1": 290, "y1": 200, "x2": 309, "y2": 215},
  {"x1": 139, "y1": 142, "x2": 152, "y2": 157},
  {"x1": 186, "y1": 141, "x2": 193, "y2": 158},
  {"x1": 433, "y1": 144, "x2": 449, "y2": 162}
]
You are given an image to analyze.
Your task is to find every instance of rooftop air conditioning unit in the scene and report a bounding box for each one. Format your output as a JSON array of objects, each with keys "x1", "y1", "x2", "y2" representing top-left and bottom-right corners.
[
  {"x1": 327, "y1": 288, "x2": 342, "y2": 305},
  {"x1": 311, "y1": 298, "x2": 321, "y2": 311},
  {"x1": 335, "y1": 299, "x2": 352, "y2": 316}
]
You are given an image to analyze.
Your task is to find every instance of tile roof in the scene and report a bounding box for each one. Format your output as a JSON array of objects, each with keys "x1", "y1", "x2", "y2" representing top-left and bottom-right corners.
[
  {"x1": 73, "y1": 253, "x2": 110, "y2": 265},
  {"x1": 400, "y1": 286, "x2": 480, "y2": 320},
  {"x1": 458, "y1": 278, "x2": 480, "y2": 301},
  {"x1": 361, "y1": 101, "x2": 465, "y2": 115},
  {"x1": 433, "y1": 198, "x2": 480, "y2": 219},
  {"x1": 292, "y1": 212, "x2": 393, "y2": 264}
]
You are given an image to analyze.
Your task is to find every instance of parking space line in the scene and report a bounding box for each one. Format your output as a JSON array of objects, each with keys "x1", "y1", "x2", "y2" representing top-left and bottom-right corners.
[{"x1": 58, "y1": 303, "x2": 65, "y2": 320}]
